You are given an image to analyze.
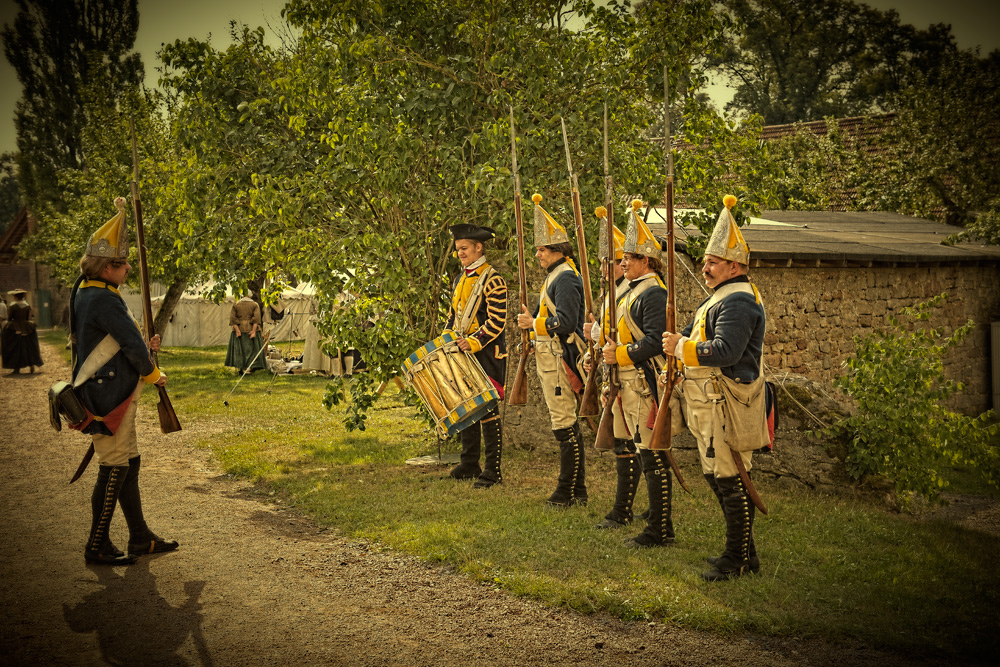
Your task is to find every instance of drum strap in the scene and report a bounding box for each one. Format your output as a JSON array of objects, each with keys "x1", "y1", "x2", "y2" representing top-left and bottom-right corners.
[{"x1": 456, "y1": 266, "x2": 495, "y2": 335}]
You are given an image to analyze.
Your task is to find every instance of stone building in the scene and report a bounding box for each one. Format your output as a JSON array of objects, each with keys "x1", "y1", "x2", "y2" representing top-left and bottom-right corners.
[
  {"x1": 0, "y1": 207, "x2": 69, "y2": 328},
  {"x1": 710, "y1": 210, "x2": 1000, "y2": 415}
]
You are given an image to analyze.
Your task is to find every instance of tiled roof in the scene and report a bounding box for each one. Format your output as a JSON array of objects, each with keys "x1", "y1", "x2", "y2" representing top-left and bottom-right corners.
[
  {"x1": 0, "y1": 207, "x2": 30, "y2": 262},
  {"x1": 649, "y1": 207, "x2": 1000, "y2": 267},
  {"x1": 759, "y1": 114, "x2": 895, "y2": 145}
]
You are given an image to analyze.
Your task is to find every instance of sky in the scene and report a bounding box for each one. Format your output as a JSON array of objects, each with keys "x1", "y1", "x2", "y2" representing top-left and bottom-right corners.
[{"x1": 1, "y1": 0, "x2": 999, "y2": 156}]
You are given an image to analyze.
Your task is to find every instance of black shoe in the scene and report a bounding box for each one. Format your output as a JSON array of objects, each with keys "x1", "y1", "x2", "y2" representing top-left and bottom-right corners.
[
  {"x1": 451, "y1": 422, "x2": 483, "y2": 480},
  {"x1": 595, "y1": 517, "x2": 629, "y2": 529},
  {"x1": 476, "y1": 413, "x2": 502, "y2": 489},
  {"x1": 701, "y1": 476, "x2": 756, "y2": 581},
  {"x1": 84, "y1": 541, "x2": 137, "y2": 566},
  {"x1": 707, "y1": 554, "x2": 760, "y2": 573},
  {"x1": 128, "y1": 532, "x2": 179, "y2": 557},
  {"x1": 545, "y1": 495, "x2": 587, "y2": 508},
  {"x1": 701, "y1": 554, "x2": 753, "y2": 581},
  {"x1": 86, "y1": 465, "x2": 130, "y2": 565},
  {"x1": 628, "y1": 450, "x2": 674, "y2": 548},
  {"x1": 448, "y1": 463, "x2": 481, "y2": 480},
  {"x1": 624, "y1": 532, "x2": 674, "y2": 549},
  {"x1": 548, "y1": 424, "x2": 585, "y2": 506},
  {"x1": 473, "y1": 474, "x2": 501, "y2": 489}
]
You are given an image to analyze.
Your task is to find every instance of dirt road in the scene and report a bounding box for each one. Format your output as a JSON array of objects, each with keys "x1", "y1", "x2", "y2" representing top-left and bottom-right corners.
[{"x1": 0, "y1": 342, "x2": 972, "y2": 666}]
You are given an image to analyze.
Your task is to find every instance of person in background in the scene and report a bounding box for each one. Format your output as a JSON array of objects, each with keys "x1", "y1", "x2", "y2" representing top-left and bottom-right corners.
[
  {"x1": 226, "y1": 292, "x2": 267, "y2": 374},
  {"x1": 600, "y1": 201, "x2": 673, "y2": 547},
  {"x1": 1, "y1": 288, "x2": 43, "y2": 374}
]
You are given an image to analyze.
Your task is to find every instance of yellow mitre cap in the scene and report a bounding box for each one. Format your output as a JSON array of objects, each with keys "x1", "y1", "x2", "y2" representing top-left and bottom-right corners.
[
  {"x1": 532, "y1": 193, "x2": 569, "y2": 246},
  {"x1": 596, "y1": 206, "x2": 625, "y2": 261},
  {"x1": 86, "y1": 199, "x2": 129, "y2": 259},
  {"x1": 623, "y1": 199, "x2": 660, "y2": 259},
  {"x1": 704, "y1": 195, "x2": 749, "y2": 264}
]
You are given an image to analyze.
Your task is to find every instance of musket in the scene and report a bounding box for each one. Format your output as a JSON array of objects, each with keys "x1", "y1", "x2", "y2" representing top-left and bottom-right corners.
[
  {"x1": 223, "y1": 329, "x2": 273, "y2": 407},
  {"x1": 647, "y1": 69, "x2": 688, "y2": 493},
  {"x1": 130, "y1": 117, "x2": 182, "y2": 434},
  {"x1": 506, "y1": 107, "x2": 530, "y2": 406},
  {"x1": 561, "y1": 118, "x2": 599, "y2": 417},
  {"x1": 594, "y1": 103, "x2": 622, "y2": 451}
]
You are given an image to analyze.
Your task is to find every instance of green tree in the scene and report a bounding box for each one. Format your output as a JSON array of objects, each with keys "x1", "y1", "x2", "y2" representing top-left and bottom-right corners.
[
  {"x1": 767, "y1": 50, "x2": 1000, "y2": 238},
  {"x1": 17, "y1": 71, "x2": 199, "y2": 334},
  {"x1": 1, "y1": 0, "x2": 143, "y2": 212},
  {"x1": 860, "y1": 50, "x2": 1000, "y2": 228},
  {"x1": 155, "y1": 0, "x2": 778, "y2": 428},
  {"x1": 159, "y1": 26, "x2": 300, "y2": 307},
  {"x1": 0, "y1": 153, "x2": 22, "y2": 233},
  {"x1": 712, "y1": 0, "x2": 956, "y2": 124}
]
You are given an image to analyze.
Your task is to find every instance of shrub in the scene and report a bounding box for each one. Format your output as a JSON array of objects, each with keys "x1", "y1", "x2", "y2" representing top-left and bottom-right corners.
[{"x1": 829, "y1": 294, "x2": 999, "y2": 507}]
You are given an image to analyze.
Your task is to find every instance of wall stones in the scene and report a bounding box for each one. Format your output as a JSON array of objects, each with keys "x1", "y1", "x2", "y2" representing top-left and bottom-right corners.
[{"x1": 718, "y1": 265, "x2": 1000, "y2": 415}]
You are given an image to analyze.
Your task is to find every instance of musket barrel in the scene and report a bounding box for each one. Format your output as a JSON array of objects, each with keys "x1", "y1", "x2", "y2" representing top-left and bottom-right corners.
[{"x1": 507, "y1": 107, "x2": 530, "y2": 405}]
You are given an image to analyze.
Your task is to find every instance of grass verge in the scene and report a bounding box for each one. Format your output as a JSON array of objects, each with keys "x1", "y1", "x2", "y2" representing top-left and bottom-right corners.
[{"x1": 43, "y1": 332, "x2": 1000, "y2": 661}]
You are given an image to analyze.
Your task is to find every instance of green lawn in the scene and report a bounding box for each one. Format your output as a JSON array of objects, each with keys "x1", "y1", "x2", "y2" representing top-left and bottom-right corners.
[{"x1": 42, "y1": 330, "x2": 1000, "y2": 661}]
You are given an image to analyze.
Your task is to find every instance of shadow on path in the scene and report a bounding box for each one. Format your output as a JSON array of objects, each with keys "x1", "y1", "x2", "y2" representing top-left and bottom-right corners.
[{"x1": 63, "y1": 560, "x2": 212, "y2": 667}]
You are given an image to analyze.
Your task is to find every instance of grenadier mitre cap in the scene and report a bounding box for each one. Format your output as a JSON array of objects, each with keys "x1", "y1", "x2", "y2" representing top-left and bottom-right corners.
[
  {"x1": 622, "y1": 199, "x2": 660, "y2": 260},
  {"x1": 450, "y1": 223, "x2": 495, "y2": 243},
  {"x1": 704, "y1": 194, "x2": 749, "y2": 265},
  {"x1": 86, "y1": 199, "x2": 129, "y2": 259},
  {"x1": 532, "y1": 193, "x2": 569, "y2": 246},
  {"x1": 595, "y1": 206, "x2": 625, "y2": 261}
]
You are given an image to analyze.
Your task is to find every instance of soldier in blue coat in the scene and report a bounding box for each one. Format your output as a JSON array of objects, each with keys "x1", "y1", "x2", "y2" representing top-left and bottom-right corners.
[
  {"x1": 600, "y1": 201, "x2": 674, "y2": 547},
  {"x1": 516, "y1": 194, "x2": 588, "y2": 507},
  {"x1": 72, "y1": 197, "x2": 178, "y2": 565},
  {"x1": 664, "y1": 196, "x2": 768, "y2": 580}
]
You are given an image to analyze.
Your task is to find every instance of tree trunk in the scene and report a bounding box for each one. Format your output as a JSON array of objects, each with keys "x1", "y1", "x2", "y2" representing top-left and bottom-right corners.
[{"x1": 153, "y1": 278, "x2": 188, "y2": 337}]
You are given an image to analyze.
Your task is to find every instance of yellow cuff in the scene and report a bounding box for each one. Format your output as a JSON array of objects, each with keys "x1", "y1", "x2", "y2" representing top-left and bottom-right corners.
[
  {"x1": 142, "y1": 367, "x2": 162, "y2": 384},
  {"x1": 467, "y1": 337, "x2": 483, "y2": 354},
  {"x1": 682, "y1": 341, "x2": 700, "y2": 367},
  {"x1": 534, "y1": 317, "x2": 548, "y2": 337},
  {"x1": 615, "y1": 345, "x2": 633, "y2": 367}
]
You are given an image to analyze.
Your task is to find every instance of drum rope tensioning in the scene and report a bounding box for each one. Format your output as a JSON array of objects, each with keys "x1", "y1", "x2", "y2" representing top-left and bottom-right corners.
[{"x1": 402, "y1": 330, "x2": 500, "y2": 440}]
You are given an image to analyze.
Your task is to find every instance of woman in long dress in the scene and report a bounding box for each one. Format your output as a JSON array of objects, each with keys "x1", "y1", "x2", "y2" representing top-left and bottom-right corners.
[
  {"x1": 1, "y1": 289, "x2": 43, "y2": 373},
  {"x1": 225, "y1": 293, "x2": 267, "y2": 373}
]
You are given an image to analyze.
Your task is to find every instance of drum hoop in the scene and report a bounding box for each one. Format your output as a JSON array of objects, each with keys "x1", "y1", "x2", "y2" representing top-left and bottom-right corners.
[{"x1": 401, "y1": 331, "x2": 497, "y2": 437}]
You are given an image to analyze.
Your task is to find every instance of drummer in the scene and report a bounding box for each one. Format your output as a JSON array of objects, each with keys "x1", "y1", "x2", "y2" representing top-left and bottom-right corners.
[
  {"x1": 444, "y1": 223, "x2": 508, "y2": 488},
  {"x1": 516, "y1": 194, "x2": 588, "y2": 507}
]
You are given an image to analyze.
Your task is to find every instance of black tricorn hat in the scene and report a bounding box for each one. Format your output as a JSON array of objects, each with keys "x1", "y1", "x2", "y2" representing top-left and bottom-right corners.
[{"x1": 450, "y1": 224, "x2": 495, "y2": 242}]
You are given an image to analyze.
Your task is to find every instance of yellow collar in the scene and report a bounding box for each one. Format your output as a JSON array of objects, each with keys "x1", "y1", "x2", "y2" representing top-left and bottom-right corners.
[{"x1": 81, "y1": 280, "x2": 121, "y2": 296}]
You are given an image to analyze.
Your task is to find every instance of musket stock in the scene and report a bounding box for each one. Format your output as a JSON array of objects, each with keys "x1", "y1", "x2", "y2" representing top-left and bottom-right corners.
[
  {"x1": 507, "y1": 107, "x2": 530, "y2": 406},
  {"x1": 508, "y1": 350, "x2": 529, "y2": 405},
  {"x1": 130, "y1": 117, "x2": 181, "y2": 434}
]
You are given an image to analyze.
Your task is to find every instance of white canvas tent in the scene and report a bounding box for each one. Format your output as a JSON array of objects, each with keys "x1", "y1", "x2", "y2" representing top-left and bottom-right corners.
[
  {"x1": 121, "y1": 283, "x2": 320, "y2": 348},
  {"x1": 119, "y1": 282, "x2": 353, "y2": 374}
]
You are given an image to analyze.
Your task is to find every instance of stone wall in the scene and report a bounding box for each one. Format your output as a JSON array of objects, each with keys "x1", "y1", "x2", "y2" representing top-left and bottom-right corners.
[
  {"x1": 719, "y1": 264, "x2": 999, "y2": 415},
  {"x1": 500, "y1": 258, "x2": 1000, "y2": 449}
]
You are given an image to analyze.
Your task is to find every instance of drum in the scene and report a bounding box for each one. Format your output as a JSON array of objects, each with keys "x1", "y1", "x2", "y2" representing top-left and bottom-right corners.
[{"x1": 402, "y1": 330, "x2": 500, "y2": 437}]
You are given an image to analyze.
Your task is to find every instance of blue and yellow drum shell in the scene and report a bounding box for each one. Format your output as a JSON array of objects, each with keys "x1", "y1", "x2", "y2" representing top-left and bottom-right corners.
[{"x1": 403, "y1": 331, "x2": 499, "y2": 437}]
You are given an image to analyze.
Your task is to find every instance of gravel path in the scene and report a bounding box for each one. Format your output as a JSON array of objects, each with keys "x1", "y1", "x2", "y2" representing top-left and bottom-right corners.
[{"x1": 0, "y1": 341, "x2": 981, "y2": 666}]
